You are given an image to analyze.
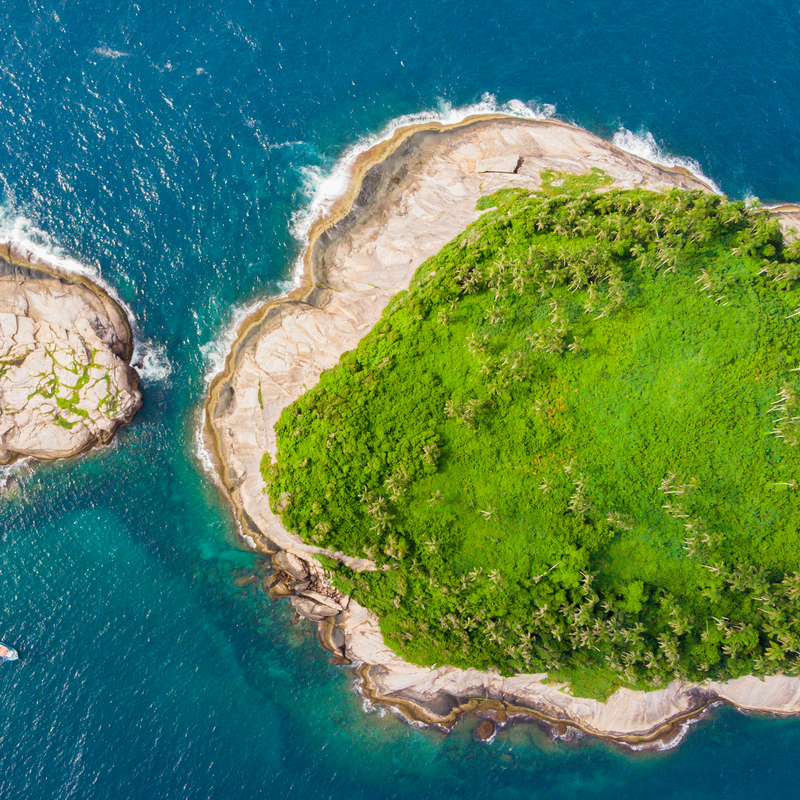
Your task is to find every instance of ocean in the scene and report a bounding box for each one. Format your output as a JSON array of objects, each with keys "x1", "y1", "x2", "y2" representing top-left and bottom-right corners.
[{"x1": 1, "y1": 0, "x2": 799, "y2": 797}]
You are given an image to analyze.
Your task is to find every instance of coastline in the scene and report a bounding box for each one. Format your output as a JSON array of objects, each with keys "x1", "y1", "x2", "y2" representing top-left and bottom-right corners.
[
  {"x1": 204, "y1": 115, "x2": 800, "y2": 747},
  {"x1": 0, "y1": 240, "x2": 137, "y2": 362},
  {"x1": 0, "y1": 240, "x2": 141, "y2": 465}
]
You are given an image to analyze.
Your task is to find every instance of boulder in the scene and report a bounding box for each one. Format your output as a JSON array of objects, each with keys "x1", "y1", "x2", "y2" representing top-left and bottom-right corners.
[
  {"x1": 274, "y1": 550, "x2": 309, "y2": 581},
  {"x1": 475, "y1": 155, "x2": 522, "y2": 174},
  {"x1": 474, "y1": 719, "x2": 497, "y2": 742},
  {"x1": 290, "y1": 595, "x2": 340, "y2": 620}
]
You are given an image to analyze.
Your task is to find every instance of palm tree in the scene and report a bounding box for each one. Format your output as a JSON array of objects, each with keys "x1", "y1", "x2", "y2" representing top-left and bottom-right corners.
[
  {"x1": 422, "y1": 442, "x2": 440, "y2": 465},
  {"x1": 781, "y1": 572, "x2": 800, "y2": 601},
  {"x1": 427, "y1": 489, "x2": 443, "y2": 506},
  {"x1": 766, "y1": 641, "x2": 787, "y2": 663}
]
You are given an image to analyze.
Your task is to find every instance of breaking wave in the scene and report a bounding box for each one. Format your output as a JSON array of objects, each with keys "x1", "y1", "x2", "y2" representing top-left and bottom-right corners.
[
  {"x1": 132, "y1": 339, "x2": 173, "y2": 386},
  {"x1": 612, "y1": 127, "x2": 721, "y2": 194},
  {"x1": 0, "y1": 204, "x2": 170, "y2": 385},
  {"x1": 288, "y1": 94, "x2": 557, "y2": 280}
]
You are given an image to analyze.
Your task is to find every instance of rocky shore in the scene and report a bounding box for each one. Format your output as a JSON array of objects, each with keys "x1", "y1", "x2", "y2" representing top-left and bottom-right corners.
[
  {"x1": 205, "y1": 115, "x2": 800, "y2": 746},
  {"x1": 0, "y1": 241, "x2": 141, "y2": 464}
]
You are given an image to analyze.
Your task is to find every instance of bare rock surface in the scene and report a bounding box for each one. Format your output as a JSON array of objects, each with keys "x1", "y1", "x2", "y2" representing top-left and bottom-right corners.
[
  {"x1": 0, "y1": 242, "x2": 141, "y2": 464},
  {"x1": 206, "y1": 115, "x2": 800, "y2": 744}
]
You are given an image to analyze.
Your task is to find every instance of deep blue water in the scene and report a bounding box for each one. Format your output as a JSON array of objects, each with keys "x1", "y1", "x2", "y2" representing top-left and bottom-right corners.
[{"x1": 1, "y1": 1, "x2": 800, "y2": 797}]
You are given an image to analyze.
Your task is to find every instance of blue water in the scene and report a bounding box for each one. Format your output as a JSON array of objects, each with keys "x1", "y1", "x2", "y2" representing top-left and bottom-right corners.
[{"x1": 2, "y1": 0, "x2": 800, "y2": 797}]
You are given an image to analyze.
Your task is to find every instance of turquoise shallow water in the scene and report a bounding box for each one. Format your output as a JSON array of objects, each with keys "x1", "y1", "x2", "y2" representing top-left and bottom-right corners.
[{"x1": 2, "y1": 0, "x2": 800, "y2": 797}]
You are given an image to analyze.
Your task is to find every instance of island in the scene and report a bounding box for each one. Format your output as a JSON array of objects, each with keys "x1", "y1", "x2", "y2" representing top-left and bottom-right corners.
[
  {"x1": 205, "y1": 116, "x2": 800, "y2": 747},
  {"x1": 0, "y1": 242, "x2": 142, "y2": 465}
]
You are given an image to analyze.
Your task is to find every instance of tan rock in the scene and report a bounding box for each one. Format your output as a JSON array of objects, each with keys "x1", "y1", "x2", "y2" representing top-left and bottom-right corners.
[
  {"x1": 290, "y1": 595, "x2": 340, "y2": 620},
  {"x1": 0, "y1": 242, "x2": 141, "y2": 463},
  {"x1": 475, "y1": 155, "x2": 521, "y2": 173},
  {"x1": 299, "y1": 590, "x2": 343, "y2": 612},
  {"x1": 274, "y1": 550, "x2": 309, "y2": 581}
]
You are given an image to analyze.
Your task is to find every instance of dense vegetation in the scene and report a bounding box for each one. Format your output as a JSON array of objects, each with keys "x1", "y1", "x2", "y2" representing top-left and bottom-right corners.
[{"x1": 264, "y1": 171, "x2": 800, "y2": 699}]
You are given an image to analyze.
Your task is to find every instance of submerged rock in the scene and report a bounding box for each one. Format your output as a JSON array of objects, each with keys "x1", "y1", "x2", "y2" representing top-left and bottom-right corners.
[
  {"x1": 474, "y1": 719, "x2": 496, "y2": 742},
  {"x1": 231, "y1": 573, "x2": 258, "y2": 588}
]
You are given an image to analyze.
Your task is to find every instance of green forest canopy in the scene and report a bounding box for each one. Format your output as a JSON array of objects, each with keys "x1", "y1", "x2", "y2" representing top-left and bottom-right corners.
[{"x1": 263, "y1": 171, "x2": 800, "y2": 699}]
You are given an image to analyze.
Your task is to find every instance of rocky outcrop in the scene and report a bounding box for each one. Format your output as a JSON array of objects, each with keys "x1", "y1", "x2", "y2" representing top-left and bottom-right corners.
[
  {"x1": 205, "y1": 115, "x2": 800, "y2": 746},
  {"x1": 0, "y1": 242, "x2": 141, "y2": 464},
  {"x1": 348, "y1": 604, "x2": 800, "y2": 743}
]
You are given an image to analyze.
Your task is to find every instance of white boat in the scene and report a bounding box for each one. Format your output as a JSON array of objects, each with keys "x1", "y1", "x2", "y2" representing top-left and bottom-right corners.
[{"x1": 0, "y1": 642, "x2": 18, "y2": 662}]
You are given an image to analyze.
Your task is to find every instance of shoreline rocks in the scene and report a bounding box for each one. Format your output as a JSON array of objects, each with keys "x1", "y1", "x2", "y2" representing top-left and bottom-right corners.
[
  {"x1": 204, "y1": 114, "x2": 800, "y2": 747},
  {"x1": 0, "y1": 241, "x2": 142, "y2": 464}
]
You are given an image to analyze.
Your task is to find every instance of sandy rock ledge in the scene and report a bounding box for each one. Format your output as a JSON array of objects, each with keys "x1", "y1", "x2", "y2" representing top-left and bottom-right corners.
[
  {"x1": 0, "y1": 242, "x2": 142, "y2": 464},
  {"x1": 205, "y1": 115, "x2": 800, "y2": 746}
]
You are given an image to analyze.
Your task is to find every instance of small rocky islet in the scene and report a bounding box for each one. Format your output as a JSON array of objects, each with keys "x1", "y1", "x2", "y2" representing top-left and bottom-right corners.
[{"x1": 0, "y1": 242, "x2": 141, "y2": 465}]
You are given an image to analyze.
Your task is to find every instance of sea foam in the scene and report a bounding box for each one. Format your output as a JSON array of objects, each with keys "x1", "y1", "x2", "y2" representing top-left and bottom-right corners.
[
  {"x1": 198, "y1": 289, "x2": 292, "y2": 389},
  {"x1": 132, "y1": 339, "x2": 173, "y2": 386},
  {"x1": 289, "y1": 94, "x2": 556, "y2": 280},
  {"x1": 0, "y1": 204, "x2": 171, "y2": 387},
  {"x1": 193, "y1": 286, "x2": 289, "y2": 484},
  {"x1": 612, "y1": 127, "x2": 721, "y2": 194},
  {"x1": 624, "y1": 701, "x2": 720, "y2": 752}
]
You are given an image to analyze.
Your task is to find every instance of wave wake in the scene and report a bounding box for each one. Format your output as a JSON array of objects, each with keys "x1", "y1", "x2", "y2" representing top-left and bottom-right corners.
[
  {"x1": 92, "y1": 46, "x2": 129, "y2": 59},
  {"x1": 132, "y1": 339, "x2": 173, "y2": 386}
]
